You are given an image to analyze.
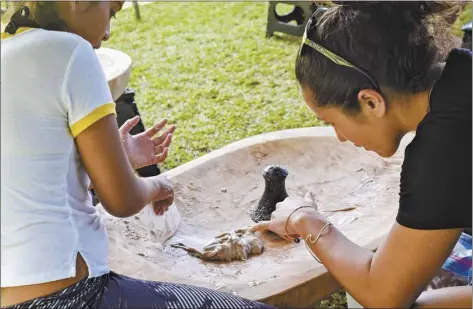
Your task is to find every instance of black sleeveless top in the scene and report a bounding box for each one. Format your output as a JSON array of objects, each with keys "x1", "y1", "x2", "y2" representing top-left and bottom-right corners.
[{"x1": 396, "y1": 48, "x2": 472, "y2": 230}]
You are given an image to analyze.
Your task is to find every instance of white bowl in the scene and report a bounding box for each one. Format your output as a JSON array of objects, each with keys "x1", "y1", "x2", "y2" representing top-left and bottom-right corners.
[{"x1": 96, "y1": 47, "x2": 132, "y2": 101}]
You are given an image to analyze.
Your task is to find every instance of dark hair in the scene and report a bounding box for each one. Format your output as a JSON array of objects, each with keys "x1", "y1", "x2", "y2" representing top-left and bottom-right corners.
[
  {"x1": 6, "y1": 1, "x2": 68, "y2": 32},
  {"x1": 295, "y1": 1, "x2": 465, "y2": 113}
]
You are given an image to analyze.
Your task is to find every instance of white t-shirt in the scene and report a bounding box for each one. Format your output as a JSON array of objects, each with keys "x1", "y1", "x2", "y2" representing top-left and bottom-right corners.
[{"x1": 1, "y1": 28, "x2": 116, "y2": 287}]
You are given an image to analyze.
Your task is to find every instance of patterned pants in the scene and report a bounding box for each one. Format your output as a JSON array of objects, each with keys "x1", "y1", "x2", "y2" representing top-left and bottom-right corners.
[
  {"x1": 428, "y1": 232, "x2": 472, "y2": 290},
  {"x1": 6, "y1": 272, "x2": 275, "y2": 309}
]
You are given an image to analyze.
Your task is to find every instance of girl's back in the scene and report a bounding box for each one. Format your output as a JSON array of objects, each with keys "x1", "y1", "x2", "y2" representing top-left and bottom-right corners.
[{"x1": 1, "y1": 28, "x2": 113, "y2": 288}]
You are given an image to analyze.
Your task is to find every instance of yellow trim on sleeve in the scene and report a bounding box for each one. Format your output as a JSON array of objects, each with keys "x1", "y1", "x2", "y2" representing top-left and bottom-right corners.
[
  {"x1": 1, "y1": 27, "x2": 35, "y2": 40},
  {"x1": 70, "y1": 103, "x2": 116, "y2": 138}
]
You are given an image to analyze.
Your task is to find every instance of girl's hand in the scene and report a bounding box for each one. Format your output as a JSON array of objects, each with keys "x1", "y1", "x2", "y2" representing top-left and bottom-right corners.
[
  {"x1": 250, "y1": 192, "x2": 321, "y2": 240},
  {"x1": 119, "y1": 117, "x2": 176, "y2": 170},
  {"x1": 151, "y1": 175, "x2": 174, "y2": 216}
]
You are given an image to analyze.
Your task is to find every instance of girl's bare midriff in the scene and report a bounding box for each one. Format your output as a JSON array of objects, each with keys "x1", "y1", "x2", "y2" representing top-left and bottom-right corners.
[{"x1": 0, "y1": 253, "x2": 89, "y2": 308}]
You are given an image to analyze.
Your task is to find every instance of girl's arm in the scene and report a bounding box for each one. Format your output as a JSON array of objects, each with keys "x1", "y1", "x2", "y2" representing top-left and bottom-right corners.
[
  {"x1": 63, "y1": 40, "x2": 173, "y2": 218},
  {"x1": 76, "y1": 114, "x2": 173, "y2": 218}
]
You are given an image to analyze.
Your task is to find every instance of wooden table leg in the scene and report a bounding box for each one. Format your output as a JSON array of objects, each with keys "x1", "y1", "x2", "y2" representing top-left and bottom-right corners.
[{"x1": 133, "y1": 1, "x2": 141, "y2": 20}]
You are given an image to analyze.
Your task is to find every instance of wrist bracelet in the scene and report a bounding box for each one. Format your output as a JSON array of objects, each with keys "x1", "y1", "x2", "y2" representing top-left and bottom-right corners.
[
  {"x1": 284, "y1": 205, "x2": 315, "y2": 243},
  {"x1": 304, "y1": 222, "x2": 332, "y2": 263}
]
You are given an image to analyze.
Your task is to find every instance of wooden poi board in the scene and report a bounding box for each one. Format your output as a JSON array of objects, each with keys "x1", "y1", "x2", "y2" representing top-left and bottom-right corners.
[
  {"x1": 96, "y1": 47, "x2": 132, "y2": 101},
  {"x1": 101, "y1": 127, "x2": 414, "y2": 308}
]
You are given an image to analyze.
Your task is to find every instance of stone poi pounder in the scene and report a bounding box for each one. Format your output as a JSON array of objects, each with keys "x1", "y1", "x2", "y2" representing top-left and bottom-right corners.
[{"x1": 250, "y1": 165, "x2": 289, "y2": 223}]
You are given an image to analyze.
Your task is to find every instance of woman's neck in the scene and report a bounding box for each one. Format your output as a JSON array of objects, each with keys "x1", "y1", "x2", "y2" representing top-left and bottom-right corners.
[
  {"x1": 395, "y1": 90, "x2": 431, "y2": 133},
  {"x1": 394, "y1": 63, "x2": 445, "y2": 133}
]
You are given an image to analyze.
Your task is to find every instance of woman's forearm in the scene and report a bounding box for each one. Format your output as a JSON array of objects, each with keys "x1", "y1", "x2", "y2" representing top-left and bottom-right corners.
[
  {"x1": 295, "y1": 214, "x2": 378, "y2": 307},
  {"x1": 294, "y1": 212, "x2": 460, "y2": 308},
  {"x1": 413, "y1": 286, "x2": 472, "y2": 308}
]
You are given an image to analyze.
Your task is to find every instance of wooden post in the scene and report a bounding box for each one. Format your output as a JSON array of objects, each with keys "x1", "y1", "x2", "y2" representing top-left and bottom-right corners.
[{"x1": 133, "y1": 1, "x2": 141, "y2": 21}]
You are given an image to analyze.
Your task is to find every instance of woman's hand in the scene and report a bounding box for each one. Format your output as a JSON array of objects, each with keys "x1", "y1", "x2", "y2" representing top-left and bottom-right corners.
[
  {"x1": 119, "y1": 116, "x2": 176, "y2": 170},
  {"x1": 250, "y1": 192, "x2": 322, "y2": 240},
  {"x1": 151, "y1": 175, "x2": 174, "y2": 216}
]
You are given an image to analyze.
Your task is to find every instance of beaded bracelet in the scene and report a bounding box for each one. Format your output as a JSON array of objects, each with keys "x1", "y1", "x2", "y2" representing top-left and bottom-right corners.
[{"x1": 304, "y1": 222, "x2": 332, "y2": 263}]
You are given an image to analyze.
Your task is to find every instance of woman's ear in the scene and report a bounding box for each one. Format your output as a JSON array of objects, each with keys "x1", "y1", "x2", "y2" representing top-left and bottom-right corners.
[{"x1": 357, "y1": 89, "x2": 387, "y2": 118}]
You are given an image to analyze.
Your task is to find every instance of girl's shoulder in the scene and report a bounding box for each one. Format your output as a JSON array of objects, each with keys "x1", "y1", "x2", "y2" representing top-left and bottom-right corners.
[{"x1": 2, "y1": 28, "x2": 96, "y2": 66}]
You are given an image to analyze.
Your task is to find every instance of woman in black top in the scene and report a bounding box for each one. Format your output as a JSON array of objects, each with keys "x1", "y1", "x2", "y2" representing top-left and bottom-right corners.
[{"x1": 252, "y1": 2, "x2": 472, "y2": 308}]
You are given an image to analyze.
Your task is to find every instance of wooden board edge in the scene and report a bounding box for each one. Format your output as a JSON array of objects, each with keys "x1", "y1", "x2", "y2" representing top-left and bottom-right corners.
[
  {"x1": 163, "y1": 127, "x2": 337, "y2": 179},
  {"x1": 244, "y1": 233, "x2": 389, "y2": 306}
]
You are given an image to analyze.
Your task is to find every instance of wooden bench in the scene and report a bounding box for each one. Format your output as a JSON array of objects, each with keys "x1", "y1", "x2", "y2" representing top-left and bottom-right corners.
[{"x1": 266, "y1": 1, "x2": 317, "y2": 38}]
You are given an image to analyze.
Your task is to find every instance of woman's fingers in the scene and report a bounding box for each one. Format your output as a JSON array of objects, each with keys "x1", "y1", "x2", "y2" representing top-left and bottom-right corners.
[
  {"x1": 152, "y1": 126, "x2": 176, "y2": 146},
  {"x1": 281, "y1": 234, "x2": 296, "y2": 242},
  {"x1": 155, "y1": 207, "x2": 168, "y2": 216},
  {"x1": 154, "y1": 145, "x2": 164, "y2": 155},
  {"x1": 304, "y1": 191, "x2": 318, "y2": 211},
  {"x1": 155, "y1": 178, "x2": 173, "y2": 201},
  {"x1": 160, "y1": 134, "x2": 173, "y2": 149},
  {"x1": 249, "y1": 221, "x2": 299, "y2": 241},
  {"x1": 152, "y1": 147, "x2": 169, "y2": 164},
  {"x1": 145, "y1": 119, "x2": 167, "y2": 138},
  {"x1": 153, "y1": 205, "x2": 166, "y2": 216},
  {"x1": 249, "y1": 221, "x2": 271, "y2": 233},
  {"x1": 152, "y1": 200, "x2": 172, "y2": 216},
  {"x1": 150, "y1": 135, "x2": 172, "y2": 164},
  {"x1": 119, "y1": 115, "x2": 141, "y2": 135}
]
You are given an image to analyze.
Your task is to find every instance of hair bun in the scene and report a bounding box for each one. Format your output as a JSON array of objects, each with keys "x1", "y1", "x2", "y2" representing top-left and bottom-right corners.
[
  {"x1": 331, "y1": 1, "x2": 463, "y2": 23},
  {"x1": 331, "y1": 1, "x2": 379, "y2": 10}
]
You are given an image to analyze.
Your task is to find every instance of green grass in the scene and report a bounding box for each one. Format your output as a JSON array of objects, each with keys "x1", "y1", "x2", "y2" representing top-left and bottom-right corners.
[
  {"x1": 452, "y1": 2, "x2": 472, "y2": 37},
  {"x1": 104, "y1": 2, "x2": 319, "y2": 170},
  {"x1": 320, "y1": 290, "x2": 348, "y2": 308}
]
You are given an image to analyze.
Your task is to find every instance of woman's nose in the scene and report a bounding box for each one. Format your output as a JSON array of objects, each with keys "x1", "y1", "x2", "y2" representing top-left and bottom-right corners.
[
  {"x1": 334, "y1": 128, "x2": 347, "y2": 142},
  {"x1": 103, "y1": 24, "x2": 111, "y2": 41}
]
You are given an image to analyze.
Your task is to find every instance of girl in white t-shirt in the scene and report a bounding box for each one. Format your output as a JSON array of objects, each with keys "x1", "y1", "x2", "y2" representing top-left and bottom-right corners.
[{"x1": 1, "y1": 2, "x2": 273, "y2": 308}]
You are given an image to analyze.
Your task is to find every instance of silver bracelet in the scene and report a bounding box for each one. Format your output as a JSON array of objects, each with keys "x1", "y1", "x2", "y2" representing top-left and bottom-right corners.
[
  {"x1": 304, "y1": 222, "x2": 332, "y2": 263},
  {"x1": 284, "y1": 205, "x2": 315, "y2": 243}
]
